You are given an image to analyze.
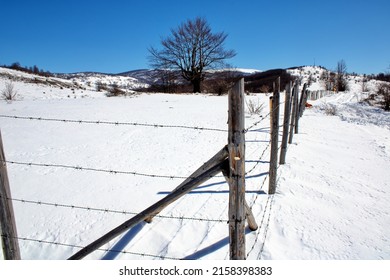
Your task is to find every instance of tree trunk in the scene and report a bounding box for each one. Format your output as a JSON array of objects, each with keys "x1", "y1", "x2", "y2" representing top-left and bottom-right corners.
[{"x1": 192, "y1": 77, "x2": 201, "y2": 93}]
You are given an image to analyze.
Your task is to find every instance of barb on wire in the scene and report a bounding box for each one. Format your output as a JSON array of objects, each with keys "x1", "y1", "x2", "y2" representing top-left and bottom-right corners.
[
  {"x1": 4, "y1": 195, "x2": 228, "y2": 223},
  {"x1": 4, "y1": 235, "x2": 181, "y2": 260},
  {"x1": 0, "y1": 114, "x2": 227, "y2": 133}
]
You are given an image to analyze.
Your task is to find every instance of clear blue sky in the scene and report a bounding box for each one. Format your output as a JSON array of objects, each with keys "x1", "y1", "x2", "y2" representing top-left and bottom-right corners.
[{"x1": 1, "y1": 0, "x2": 389, "y2": 74}]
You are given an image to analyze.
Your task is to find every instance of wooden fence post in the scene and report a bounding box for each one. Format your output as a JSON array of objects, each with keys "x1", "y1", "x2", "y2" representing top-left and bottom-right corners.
[
  {"x1": 227, "y1": 78, "x2": 246, "y2": 260},
  {"x1": 288, "y1": 82, "x2": 297, "y2": 144},
  {"x1": 298, "y1": 83, "x2": 308, "y2": 118},
  {"x1": 221, "y1": 169, "x2": 258, "y2": 231},
  {"x1": 0, "y1": 130, "x2": 21, "y2": 260},
  {"x1": 268, "y1": 77, "x2": 280, "y2": 195},
  {"x1": 279, "y1": 81, "x2": 292, "y2": 164},
  {"x1": 294, "y1": 81, "x2": 300, "y2": 134}
]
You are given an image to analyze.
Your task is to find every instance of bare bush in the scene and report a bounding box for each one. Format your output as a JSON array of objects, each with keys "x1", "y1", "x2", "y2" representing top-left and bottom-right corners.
[
  {"x1": 246, "y1": 98, "x2": 264, "y2": 116},
  {"x1": 319, "y1": 102, "x2": 338, "y2": 116},
  {"x1": 106, "y1": 84, "x2": 126, "y2": 97},
  {"x1": 96, "y1": 82, "x2": 108, "y2": 92},
  {"x1": 377, "y1": 82, "x2": 390, "y2": 111},
  {"x1": 1, "y1": 81, "x2": 18, "y2": 101}
]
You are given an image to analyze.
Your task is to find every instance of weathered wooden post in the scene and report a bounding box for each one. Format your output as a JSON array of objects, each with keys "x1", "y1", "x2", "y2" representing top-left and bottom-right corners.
[
  {"x1": 294, "y1": 81, "x2": 300, "y2": 134},
  {"x1": 288, "y1": 82, "x2": 297, "y2": 144},
  {"x1": 268, "y1": 77, "x2": 280, "y2": 195},
  {"x1": 299, "y1": 83, "x2": 308, "y2": 118},
  {"x1": 279, "y1": 81, "x2": 292, "y2": 164},
  {"x1": 227, "y1": 78, "x2": 246, "y2": 260},
  {"x1": 0, "y1": 130, "x2": 21, "y2": 260}
]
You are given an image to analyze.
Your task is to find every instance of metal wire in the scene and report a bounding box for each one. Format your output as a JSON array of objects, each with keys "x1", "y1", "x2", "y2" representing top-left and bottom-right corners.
[
  {"x1": 0, "y1": 114, "x2": 227, "y2": 133},
  {"x1": 4, "y1": 234, "x2": 181, "y2": 260},
  {"x1": 2, "y1": 159, "x2": 189, "y2": 179},
  {"x1": 3, "y1": 195, "x2": 228, "y2": 223}
]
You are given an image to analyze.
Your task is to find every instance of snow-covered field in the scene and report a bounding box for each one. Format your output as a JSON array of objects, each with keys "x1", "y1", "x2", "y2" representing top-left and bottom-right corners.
[{"x1": 0, "y1": 68, "x2": 389, "y2": 260}]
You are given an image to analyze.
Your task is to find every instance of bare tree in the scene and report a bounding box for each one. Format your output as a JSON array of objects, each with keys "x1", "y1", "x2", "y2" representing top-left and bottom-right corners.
[
  {"x1": 336, "y1": 59, "x2": 348, "y2": 92},
  {"x1": 148, "y1": 17, "x2": 236, "y2": 93}
]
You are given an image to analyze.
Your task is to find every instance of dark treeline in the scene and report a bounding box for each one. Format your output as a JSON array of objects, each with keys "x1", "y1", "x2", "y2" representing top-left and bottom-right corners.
[
  {"x1": 371, "y1": 72, "x2": 390, "y2": 82},
  {"x1": 2, "y1": 62, "x2": 53, "y2": 77},
  {"x1": 244, "y1": 69, "x2": 294, "y2": 93}
]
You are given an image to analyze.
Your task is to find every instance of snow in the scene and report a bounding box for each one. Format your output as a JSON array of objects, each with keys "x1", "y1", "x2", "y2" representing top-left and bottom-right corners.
[
  {"x1": 206, "y1": 68, "x2": 262, "y2": 74},
  {"x1": 0, "y1": 67, "x2": 389, "y2": 260}
]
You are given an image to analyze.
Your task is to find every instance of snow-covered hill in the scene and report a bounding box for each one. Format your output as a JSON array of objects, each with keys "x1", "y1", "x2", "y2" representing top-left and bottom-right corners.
[
  {"x1": 57, "y1": 71, "x2": 150, "y2": 91},
  {"x1": 1, "y1": 66, "x2": 389, "y2": 260},
  {"x1": 287, "y1": 65, "x2": 381, "y2": 94}
]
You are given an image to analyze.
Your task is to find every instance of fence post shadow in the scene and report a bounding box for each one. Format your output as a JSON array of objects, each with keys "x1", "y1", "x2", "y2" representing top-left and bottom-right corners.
[
  {"x1": 101, "y1": 222, "x2": 146, "y2": 260},
  {"x1": 181, "y1": 227, "x2": 253, "y2": 260}
]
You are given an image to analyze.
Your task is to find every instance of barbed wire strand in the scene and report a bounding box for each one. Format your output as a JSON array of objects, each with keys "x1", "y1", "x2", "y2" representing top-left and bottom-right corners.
[
  {"x1": 3, "y1": 195, "x2": 228, "y2": 223},
  {"x1": 0, "y1": 114, "x2": 227, "y2": 133},
  {"x1": 3, "y1": 234, "x2": 180, "y2": 260},
  {"x1": 0, "y1": 101, "x2": 284, "y2": 135},
  {"x1": 2, "y1": 159, "x2": 188, "y2": 180},
  {"x1": 2, "y1": 141, "x2": 272, "y2": 181}
]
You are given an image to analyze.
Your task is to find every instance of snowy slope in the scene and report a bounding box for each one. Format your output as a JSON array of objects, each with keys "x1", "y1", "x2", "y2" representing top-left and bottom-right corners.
[
  {"x1": 61, "y1": 68, "x2": 262, "y2": 92},
  {"x1": 1, "y1": 68, "x2": 389, "y2": 260},
  {"x1": 287, "y1": 66, "x2": 381, "y2": 94},
  {"x1": 264, "y1": 101, "x2": 390, "y2": 259},
  {"x1": 58, "y1": 71, "x2": 149, "y2": 91}
]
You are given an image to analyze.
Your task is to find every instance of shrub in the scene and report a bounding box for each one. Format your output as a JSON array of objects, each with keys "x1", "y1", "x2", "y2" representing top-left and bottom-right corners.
[
  {"x1": 319, "y1": 102, "x2": 338, "y2": 116},
  {"x1": 106, "y1": 84, "x2": 126, "y2": 97},
  {"x1": 1, "y1": 81, "x2": 18, "y2": 102},
  {"x1": 246, "y1": 98, "x2": 264, "y2": 116},
  {"x1": 377, "y1": 83, "x2": 390, "y2": 111},
  {"x1": 96, "y1": 82, "x2": 108, "y2": 92}
]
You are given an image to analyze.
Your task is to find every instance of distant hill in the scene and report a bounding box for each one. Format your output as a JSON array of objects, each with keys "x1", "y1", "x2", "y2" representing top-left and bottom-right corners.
[{"x1": 2, "y1": 65, "x2": 387, "y2": 100}]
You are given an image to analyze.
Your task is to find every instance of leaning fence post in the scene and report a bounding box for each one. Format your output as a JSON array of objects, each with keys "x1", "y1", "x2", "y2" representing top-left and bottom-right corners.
[
  {"x1": 268, "y1": 77, "x2": 280, "y2": 195},
  {"x1": 279, "y1": 81, "x2": 292, "y2": 164},
  {"x1": 0, "y1": 130, "x2": 21, "y2": 260},
  {"x1": 227, "y1": 78, "x2": 246, "y2": 260}
]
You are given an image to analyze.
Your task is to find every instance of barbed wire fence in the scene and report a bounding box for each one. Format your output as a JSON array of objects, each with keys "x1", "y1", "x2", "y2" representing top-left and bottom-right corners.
[{"x1": 0, "y1": 77, "x2": 309, "y2": 260}]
